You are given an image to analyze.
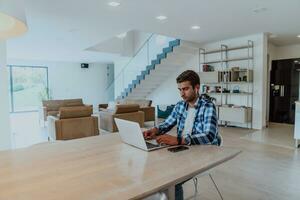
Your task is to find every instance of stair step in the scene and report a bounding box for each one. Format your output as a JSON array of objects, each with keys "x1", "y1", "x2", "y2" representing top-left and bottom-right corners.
[
  {"x1": 132, "y1": 88, "x2": 155, "y2": 93},
  {"x1": 162, "y1": 46, "x2": 173, "y2": 54},
  {"x1": 130, "y1": 90, "x2": 152, "y2": 94},
  {"x1": 169, "y1": 39, "x2": 180, "y2": 47},
  {"x1": 128, "y1": 94, "x2": 150, "y2": 99}
]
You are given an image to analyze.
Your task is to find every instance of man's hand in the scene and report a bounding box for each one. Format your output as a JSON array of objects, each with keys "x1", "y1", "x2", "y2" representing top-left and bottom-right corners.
[
  {"x1": 156, "y1": 135, "x2": 178, "y2": 145},
  {"x1": 143, "y1": 127, "x2": 158, "y2": 140}
]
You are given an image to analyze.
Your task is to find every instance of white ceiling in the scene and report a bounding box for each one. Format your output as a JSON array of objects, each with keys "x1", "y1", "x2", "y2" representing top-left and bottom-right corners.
[{"x1": 6, "y1": 0, "x2": 300, "y2": 63}]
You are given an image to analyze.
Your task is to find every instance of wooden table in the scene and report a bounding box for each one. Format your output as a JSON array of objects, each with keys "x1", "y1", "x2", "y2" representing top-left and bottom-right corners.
[{"x1": 0, "y1": 134, "x2": 241, "y2": 200}]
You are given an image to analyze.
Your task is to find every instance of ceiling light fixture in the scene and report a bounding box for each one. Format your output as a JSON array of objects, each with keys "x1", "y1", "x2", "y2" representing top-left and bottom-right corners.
[
  {"x1": 191, "y1": 25, "x2": 200, "y2": 30},
  {"x1": 156, "y1": 15, "x2": 167, "y2": 21},
  {"x1": 0, "y1": 0, "x2": 27, "y2": 40},
  {"x1": 108, "y1": 2, "x2": 120, "y2": 7},
  {"x1": 297, "y1": 35, "x2": 300, "y2": 38}
]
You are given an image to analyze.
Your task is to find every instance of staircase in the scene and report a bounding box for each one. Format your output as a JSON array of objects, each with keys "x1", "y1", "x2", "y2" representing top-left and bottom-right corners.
[{"x1": 115, "y1": 37, "x2": 199, "y2": 100}]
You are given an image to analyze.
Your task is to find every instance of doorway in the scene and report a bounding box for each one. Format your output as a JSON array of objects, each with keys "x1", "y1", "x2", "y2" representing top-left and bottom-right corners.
[{"x1": 269, "y1": 59, "x2": 300, "y2": 124}]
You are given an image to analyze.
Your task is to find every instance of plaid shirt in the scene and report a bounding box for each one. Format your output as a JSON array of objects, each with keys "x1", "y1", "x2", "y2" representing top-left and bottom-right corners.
[{"x1": 157, "y1": 96, "x2": 220, "y2": 145}]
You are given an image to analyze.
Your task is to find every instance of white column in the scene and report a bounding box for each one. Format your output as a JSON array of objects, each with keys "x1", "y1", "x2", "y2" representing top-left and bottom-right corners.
[{"x1": 0, "y1": 40, "x2": 12, "y2": 150}]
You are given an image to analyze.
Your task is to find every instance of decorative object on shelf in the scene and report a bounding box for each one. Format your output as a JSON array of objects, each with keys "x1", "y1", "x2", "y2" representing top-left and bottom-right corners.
[
  {"x1": 215, "y1": 86, "x2": 222, "y2": 93},
  {"x1": 222, "y1": 88, "x2": 230, "y2": 93},
  {"x1": 202, "y1": 64, "x2": 214, "y2": 72},
  {"x1": 231, "y1": 67, "x2": 240, "y2": 71},
  {"x1": 232, "y1": 86, "x2": 240, "y2": 93}
]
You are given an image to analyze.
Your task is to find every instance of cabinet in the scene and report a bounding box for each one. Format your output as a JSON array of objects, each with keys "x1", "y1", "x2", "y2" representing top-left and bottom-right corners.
[
  {"x1": 199, "y1": 41, "x2": 254, "y2": 128},
  {"x1": 218, "y1": 106, "x2": 252, "y2": 123}
]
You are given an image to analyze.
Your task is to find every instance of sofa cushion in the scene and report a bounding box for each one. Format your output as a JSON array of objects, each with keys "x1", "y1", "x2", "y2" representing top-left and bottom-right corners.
[
  {"x1": 115, "y1": 104, "x2": 140, "y2": 114},
  {"x1": 59, "y1": 106, "x2": 92, "y2": 119}
]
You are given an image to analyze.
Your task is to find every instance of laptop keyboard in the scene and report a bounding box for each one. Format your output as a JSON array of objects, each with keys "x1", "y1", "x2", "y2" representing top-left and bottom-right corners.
[{"x1": 146, "y1": 142, "x2": 160, "y2": 149}]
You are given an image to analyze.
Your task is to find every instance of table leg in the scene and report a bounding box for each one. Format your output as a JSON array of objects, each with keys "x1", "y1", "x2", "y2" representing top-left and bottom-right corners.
[{"x1": 166, "y1": 185, "x2": 175, "y2": 200}]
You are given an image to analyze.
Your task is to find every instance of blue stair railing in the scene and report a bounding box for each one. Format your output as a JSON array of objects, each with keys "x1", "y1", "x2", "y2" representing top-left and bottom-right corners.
[{"x1": 106, "y1": 34, "x2": 180, "y2": 100}]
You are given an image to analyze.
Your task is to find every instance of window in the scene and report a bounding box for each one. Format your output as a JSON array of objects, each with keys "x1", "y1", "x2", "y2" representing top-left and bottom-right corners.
[{"x1": 8, "y1": 65, "x2": 49, "y2": 112}]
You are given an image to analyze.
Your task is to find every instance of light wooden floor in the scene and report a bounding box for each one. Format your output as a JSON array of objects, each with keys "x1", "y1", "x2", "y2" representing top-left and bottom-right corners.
[
  {"x1": 241, "y1": 123, "x2": 296, "y2": 149},
  {"x1": 182, "y1": 125, "x2": 300, "y2": 200}
]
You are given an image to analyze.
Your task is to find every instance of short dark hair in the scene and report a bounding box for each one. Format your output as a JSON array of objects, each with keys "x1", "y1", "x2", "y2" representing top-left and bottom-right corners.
[{"x1": 176, "y1": 70, "x2": 200, "y2": 88}]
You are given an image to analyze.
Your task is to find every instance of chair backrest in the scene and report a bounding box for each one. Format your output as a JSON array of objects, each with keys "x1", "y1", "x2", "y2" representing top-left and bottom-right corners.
[
  {"x1": 43, "y1": 99, "x2": 84, "y2": 111},
  {"x1": 114, "y1": 104, "x2": 140, "y2": 114},
  {"x1": 58, "y1": 106, "x2": 92, "y2": 119}
]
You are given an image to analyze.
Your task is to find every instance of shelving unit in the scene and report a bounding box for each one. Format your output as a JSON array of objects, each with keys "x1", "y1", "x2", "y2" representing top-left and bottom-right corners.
[{"x1": 199, "y1": 40, "x2": 254, "y2": 128}]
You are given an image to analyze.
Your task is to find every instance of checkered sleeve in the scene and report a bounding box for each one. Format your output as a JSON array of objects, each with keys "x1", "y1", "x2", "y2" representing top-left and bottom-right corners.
[
  {"x1": 184, "y1": 102, "x2": 218, "y2": 145},
  {"x1": 157, "y1": 104, "x2": 179, "y2": 134}
]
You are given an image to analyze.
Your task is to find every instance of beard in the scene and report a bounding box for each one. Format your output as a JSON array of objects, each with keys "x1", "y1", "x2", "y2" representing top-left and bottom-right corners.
[{"x1": 182, "y1": 92, "x2": 198, "y2": 103}]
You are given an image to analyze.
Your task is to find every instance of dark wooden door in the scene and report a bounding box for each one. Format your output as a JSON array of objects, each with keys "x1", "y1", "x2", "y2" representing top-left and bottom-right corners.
[{"x1": 269, "y1": 59, "x2": 299, "y2": 124}]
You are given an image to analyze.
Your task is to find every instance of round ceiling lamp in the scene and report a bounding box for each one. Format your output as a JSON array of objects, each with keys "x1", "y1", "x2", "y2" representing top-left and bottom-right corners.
[{"x1": 0, "y1": 0, "x2": 27, "y2": 40}]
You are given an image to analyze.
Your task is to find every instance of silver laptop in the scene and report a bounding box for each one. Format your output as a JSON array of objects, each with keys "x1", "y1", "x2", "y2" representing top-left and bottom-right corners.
[{"x1": 115, "y1": 118, "x2": 168, "y2": 151}]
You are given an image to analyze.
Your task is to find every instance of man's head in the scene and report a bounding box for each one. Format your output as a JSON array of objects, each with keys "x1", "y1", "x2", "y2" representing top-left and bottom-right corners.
[{"x1": 176, "y1": 70, "x2": 200, "y2": 103}]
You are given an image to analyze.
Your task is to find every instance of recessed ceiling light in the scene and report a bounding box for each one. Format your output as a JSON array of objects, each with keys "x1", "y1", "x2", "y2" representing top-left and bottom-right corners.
[
  {"x1": 156, "y1": 15, "x2": 167, "y2": 21},
  {"x1": 108, "y1": 2, "x2": 120, "y2": 7},
  {"x1": 191, "y1": 25, "x2": 200, "y2": 30},
  {"x1": 297, "y1": 35, "x2": 300, "y2": 38}
]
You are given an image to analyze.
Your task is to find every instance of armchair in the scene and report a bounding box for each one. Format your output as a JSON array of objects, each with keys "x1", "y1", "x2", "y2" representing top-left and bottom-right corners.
[
  {"x1": 47, "y1": 106, "x2": 99, "y2": 140},
  {"x1": 99, "y1": 104, "x2": 144, "y2": 132},
  {"x1": 116, "y1": 99, "x2": 155, "y2": 123},
  {"x1": 40, "y1": 98, "x2": 91, "y2": 123}
]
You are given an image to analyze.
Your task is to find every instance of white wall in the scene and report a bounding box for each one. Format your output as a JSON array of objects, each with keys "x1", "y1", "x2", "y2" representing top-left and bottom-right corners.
[
  {"x1": 8, "y1": 59, "x2": 109, "y2": 108},
  {"x1": 274, "y1": 44, "x2": 300, "y2": 60},
  {"x1": 149, "y1": 33, "x2": 268, "y2": 129},
  {"x1": 0, "y1": 41, "x2": 12, "y2": 150},
  {"x1": 266, "y1": 42, "x2": 277, "y2": 122}
]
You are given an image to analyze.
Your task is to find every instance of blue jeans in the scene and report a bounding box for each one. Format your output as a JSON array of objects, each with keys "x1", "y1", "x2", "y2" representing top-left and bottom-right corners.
[{"x1": 175, "y1": 183, "x2": 184, "y2": 200}]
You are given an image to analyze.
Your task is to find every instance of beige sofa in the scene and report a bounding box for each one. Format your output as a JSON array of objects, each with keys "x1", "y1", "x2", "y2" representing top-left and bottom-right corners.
[
  {"x1": 99, "y1": 104, "x2": 144, "y2": 132},
  {"x1": 47, "y1": 106, "x2": 99, "y2": 140},
  {"x1": 40, "y1": 98, "x2": 91, "y2": 122}
]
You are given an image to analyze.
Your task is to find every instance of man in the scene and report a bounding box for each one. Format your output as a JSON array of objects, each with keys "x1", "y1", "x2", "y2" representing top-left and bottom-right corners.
[{"x1": 143, "y1": 70, "x2": 221, "y2": 200}]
